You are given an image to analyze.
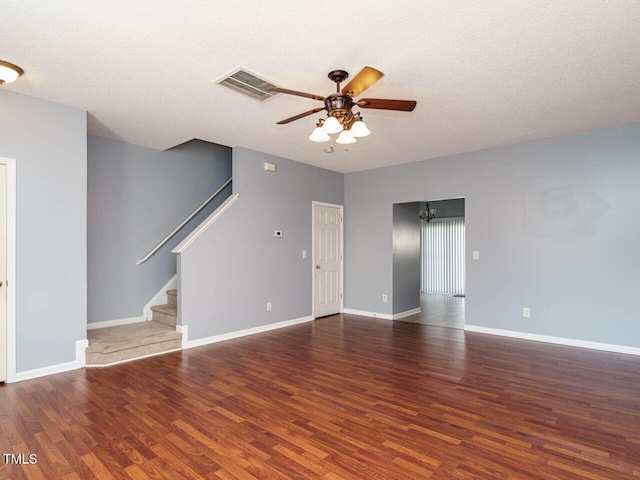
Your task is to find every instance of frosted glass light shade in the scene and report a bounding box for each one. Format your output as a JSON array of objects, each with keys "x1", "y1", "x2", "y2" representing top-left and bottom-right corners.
[
  {"x1": 350, "y1": 120, "x2": 370, "y2": 137},
  {"x1": 322, "y1": 116, "x2": 343, "y2": 134},
  {"x1": 0, "y1": 60, "x2": 24, "y2": 84},
  {"x1": 309, "y1": 127, "x2": 330, "y2": 142},
  {"x1": 336, "y1": 130, "x2": 356, "y2": 144}
]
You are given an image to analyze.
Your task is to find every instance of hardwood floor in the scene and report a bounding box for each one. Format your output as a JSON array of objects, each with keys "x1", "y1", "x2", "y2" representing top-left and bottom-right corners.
[{"x1": 1, "y1": 314, "x2": 639, "y2": 479}]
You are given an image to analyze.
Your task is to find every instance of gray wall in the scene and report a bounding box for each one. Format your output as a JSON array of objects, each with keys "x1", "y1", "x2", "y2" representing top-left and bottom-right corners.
[
  {"x1": 179, "y1": 147, "x2": 344, "y2": 340},
  {"x1": 0, "y1": 90, "x2": 87, "y2": 372},
  {"x1": 392, "y1": 202, "x2": 421, "y2": 313},
  {"x1": 345, "y1": 122, "x2": 640, "y2": 348},
  {"x1": 88, "y1": 136, "x2": 231, "y2": 324},
  {"x1": 421, "y1": 198, "x2": 465, "y2": 218}
]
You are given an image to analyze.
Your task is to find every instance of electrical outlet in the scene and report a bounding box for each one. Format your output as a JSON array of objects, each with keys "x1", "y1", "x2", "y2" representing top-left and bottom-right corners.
[
  {"x1": 523, "y1": 307, "x2": 531, "y2": 318},
  {"x1": 382, "y1": 294, "x2": 388, "y2": 302},
  {"x1": 266, "y1": 302, "x2": 272, "y2": 311},
  {"x1": 473, "y1": 250, "x2": 480, "y2": 260},
  {"x1": 302, "y1": 250, "x2": 307, "y2": 259}
]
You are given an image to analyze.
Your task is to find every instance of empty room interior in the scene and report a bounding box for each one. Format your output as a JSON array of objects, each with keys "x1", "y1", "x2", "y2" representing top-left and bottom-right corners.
[{"x1": 1, "y1": 2, "x2": 640, "y2": 479}]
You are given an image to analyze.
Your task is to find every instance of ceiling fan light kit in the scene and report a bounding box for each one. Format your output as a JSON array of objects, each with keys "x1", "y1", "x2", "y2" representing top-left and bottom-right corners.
[
  {"x1": 321, "y1": 115, "x2": 343, "y2": 134},
  {"x1": 271, "y1": 66, "x2": 416, "y2": 150},
  {"x1": 350, "y1": 117, "x2": 371, "y2": 138},
  {"x1": 336, "y1": 130, "x2": 356, "y2": 145},
  {"x1": 309, "y1": 121, "x2": 331, "y2": 142}
]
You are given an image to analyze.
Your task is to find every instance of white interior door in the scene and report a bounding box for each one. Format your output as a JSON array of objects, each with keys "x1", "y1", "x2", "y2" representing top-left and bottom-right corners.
[
  {"x1": 1, "y1": 164, "x2": 7, "y2": 382},
  {"x1": 313, "y1": 203, "x2": 342, "y2": 318}
]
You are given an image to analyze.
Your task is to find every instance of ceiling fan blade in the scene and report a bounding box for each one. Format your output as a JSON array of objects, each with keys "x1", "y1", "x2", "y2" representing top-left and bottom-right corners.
[
  {"x1": 269, "y1": 87, "x2": 324, "y2": 101},
  {"x1": 276, "y1": 107, "x2": 325, "y2": 125},
  {"x1": 341, "y1": 66, "x2": 384, "y2": 97},
  {"x1": 358, "y1": 98, "x2": 417, "y2": 112}
]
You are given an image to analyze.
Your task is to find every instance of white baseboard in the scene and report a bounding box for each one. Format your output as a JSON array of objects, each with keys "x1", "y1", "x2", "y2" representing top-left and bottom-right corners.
[
  {"x1": 76, "y1": 339, "x2": 89, "y2": 367},
  {"x1": 176, "y1": 324, "x2": 189, "y2": 349},
  {"x1": 87, "y1": 316, "x2": 146, "y2": 330},
  {"x1": 393, "y1": 308, "x2": 421, "y2": 320},
  {"x1": 182, "y1": 315, "x2": 313, "y2": 350},
  {"x1": 144, "y1": 274, "x2": 178, "y2": 320},
  {"x1": 343, "y1": 308, "x2": 393, "y2": 320},
  {"x1": 464, "y1": 325, "x2": 640, "y2": 356},
  {"x1": 14, "y1": 339, "x2": 89, "y2": 382}
]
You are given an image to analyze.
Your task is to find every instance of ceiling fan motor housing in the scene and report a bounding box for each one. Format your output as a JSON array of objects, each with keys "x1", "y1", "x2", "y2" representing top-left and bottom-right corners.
[
  {"x1": 273, "y1": 66, "x2": 416, "y2": 126},
  {"x1": 325, "y1": 93, "x2": 355, "y2": 122}
]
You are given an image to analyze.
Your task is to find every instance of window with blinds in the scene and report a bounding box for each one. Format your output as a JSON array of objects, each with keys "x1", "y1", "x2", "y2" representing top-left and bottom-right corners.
[{"x1": 420, "y1": 217, "x2": 465, "y2": 295}]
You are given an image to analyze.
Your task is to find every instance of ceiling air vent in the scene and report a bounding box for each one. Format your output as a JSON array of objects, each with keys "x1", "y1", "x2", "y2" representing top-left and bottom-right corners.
[{"x1": 214, "y1": 67, "x2": 280, "y2": 102}]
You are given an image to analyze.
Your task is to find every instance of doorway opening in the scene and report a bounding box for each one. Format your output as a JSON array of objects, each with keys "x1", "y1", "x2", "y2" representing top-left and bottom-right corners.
[
  {"x1": 419, "y1": 198, "x2": 465, "y2": 328},
  {"x1": 392, "y1": 198, "x2": 465, "y2": 329}
]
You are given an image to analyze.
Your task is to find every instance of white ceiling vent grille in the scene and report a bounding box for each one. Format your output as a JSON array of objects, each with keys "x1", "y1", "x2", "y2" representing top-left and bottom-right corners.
[{"x1": 214, "y1": 68, "x2": 280, "y2": 102}]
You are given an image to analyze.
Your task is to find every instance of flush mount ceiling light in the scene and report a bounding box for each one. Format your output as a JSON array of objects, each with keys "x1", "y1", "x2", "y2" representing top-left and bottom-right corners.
[
  {"x1": 270, "y1": 67, "x2": 416, "y2": 149},
  {"x1": 0, "y1": 60, "x2": 24, "y2": 85}
]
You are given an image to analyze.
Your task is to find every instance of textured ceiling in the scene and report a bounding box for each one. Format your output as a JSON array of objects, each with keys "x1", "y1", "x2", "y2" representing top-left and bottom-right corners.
[{"x1": 2, "y1": 1, "x2": 639, "y2": 173}]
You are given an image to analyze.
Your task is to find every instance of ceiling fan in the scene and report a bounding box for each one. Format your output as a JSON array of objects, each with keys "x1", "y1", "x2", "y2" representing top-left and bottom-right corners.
[{"x1": 270, "y1": 66, "x2": 417, "y2": 145}]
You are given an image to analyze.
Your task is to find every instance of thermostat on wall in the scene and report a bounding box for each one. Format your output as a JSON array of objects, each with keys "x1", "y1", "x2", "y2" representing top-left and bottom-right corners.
[
  {"x1": 264, "y1": 162, "x2": 276, "y2": 172},
  {"x1": 274, "y1": 230, "x2": 283, "y2": 237}
]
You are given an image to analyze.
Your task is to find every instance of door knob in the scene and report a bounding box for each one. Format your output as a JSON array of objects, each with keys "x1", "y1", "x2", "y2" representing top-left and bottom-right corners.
[
  {"x1": 0, "y1": 281, "x2": 3, "y2": 287},
  {"x1": 315, "y1": 265, "x2": 321, "y2": 269}
]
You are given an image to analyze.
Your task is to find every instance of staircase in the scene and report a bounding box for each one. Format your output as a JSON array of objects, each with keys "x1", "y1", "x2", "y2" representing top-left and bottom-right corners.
[
  {"x1": 86, "y1": 290, "x2": 181, "y2": 367},
  {"x1": 150, "y1": 289, "x2": 177, "y2": 327}
]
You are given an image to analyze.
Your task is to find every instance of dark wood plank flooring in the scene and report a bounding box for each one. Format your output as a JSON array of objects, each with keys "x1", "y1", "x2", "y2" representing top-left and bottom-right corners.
[{"x1": 1, "y1": 314, "x2": 640, "y2": 479}]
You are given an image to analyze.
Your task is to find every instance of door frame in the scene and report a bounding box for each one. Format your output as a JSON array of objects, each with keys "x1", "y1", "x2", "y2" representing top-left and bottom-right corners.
[
  {"x1": 311, "y1": 201, "x2": 344, "y2": 318},
  {"x1": 0, "y1": 157, "x2": 16, "y2": 383}
]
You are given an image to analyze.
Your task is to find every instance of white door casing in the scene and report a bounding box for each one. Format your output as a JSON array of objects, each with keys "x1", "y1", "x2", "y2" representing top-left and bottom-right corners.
[
  {"x1": 0, "y1": 164, "x2": 6, "y2": 382},
  {"x1": 313, "y1": 202, "x2": 343, "y2": 318},
  {"x1": 0, "y1": 157, "x2": 16, "y2": 383}
]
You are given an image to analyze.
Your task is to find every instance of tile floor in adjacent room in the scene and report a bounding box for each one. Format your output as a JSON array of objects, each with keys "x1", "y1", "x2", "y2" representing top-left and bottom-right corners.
[{"x1": 400, "y1": 292, "x2": 465, "y2": 329}]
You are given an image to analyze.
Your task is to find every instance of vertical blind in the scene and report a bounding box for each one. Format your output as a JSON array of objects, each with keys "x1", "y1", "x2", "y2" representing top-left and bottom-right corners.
[{"x1": 420, "y1": 217, "x2": 465, "y2": 295}]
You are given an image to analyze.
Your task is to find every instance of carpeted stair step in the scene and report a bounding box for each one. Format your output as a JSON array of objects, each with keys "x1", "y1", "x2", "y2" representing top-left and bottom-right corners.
[
  {"x1": 166, "y1": 289, "x2": 177, "y2": 306},
  {"x1": 86, "y1": 321, "x2": 181, "y2": 366},
  {"x1": 151, "y1": 304, "x2": 177, "y2": 327}
]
